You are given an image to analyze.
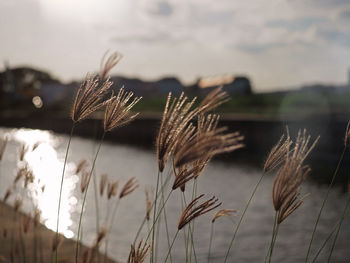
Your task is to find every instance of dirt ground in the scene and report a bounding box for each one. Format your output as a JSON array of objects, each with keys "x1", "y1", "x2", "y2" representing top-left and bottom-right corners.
[{"x1": 0, "y1": 201, "x2": 117, "y2": 263}]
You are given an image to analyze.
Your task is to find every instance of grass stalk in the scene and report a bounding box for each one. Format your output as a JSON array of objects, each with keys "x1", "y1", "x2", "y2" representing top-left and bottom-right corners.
[
  {"x1": 182, "y1": 189, "x2": 198, "y2": 263},
  {"x1": 151, "y1": 171, "x2": 161, "y2": 263},
  {"x1": 133, "y1": 171, "x2": 172, "y2": 244},
  {"x1": 189, "y1": 179, "x2": 198, "y2": 263},
  {"x1": 142, "y1": 189, "x2": 173, "y2": 252},
  {"x1": 92, "y1": 170, "x2": 100, "y2": 234},
  {"x1": 224, "y1": 172, "x2": 265, "y2": 262},
  {"x1": 327, "y1": 196, "x2": 350, "y2": 262},
  {"x1": 56, "y1": 123, "x2": 75, "y2": 263},
  {"x1": 75, "y1": 132, "x2": 105, "y2": 263},
  {"x1": 311, "y1": 222, "x2": 339, "y2": 263},
  {"x1": 268, "y1": 223, "x2": 279, "y2": 263},
  {"x1": 188, "y1": 223, "x2": 198, "y2": 263},
  {"x1": 305, "y1": 147, "x2": 347, "y2": 262},
  {"x1": 165, "y1": 230, "x2": 180, "y2": 263},
  {"x1": 207, "y1": 223, "x2": 214, "y2": 263},
  {"x1": 160, "y1": 172, "x2": 173, "y2": 263},
  {"x1": 104, "y1": 198, "x2": 121, "y2": 263},
  {"x1": 265, "y1": 212, "x2": 277, "y2": 263},
  {"x1": 155, "y1": 203, "x2": 162, "y2": 263}
]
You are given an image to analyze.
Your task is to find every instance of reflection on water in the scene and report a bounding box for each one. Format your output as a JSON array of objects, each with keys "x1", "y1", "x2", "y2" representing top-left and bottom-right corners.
[
  {"x1": 1, "y1": 128, "x2": 78, "y2": 238},
  {"x1": 1, "y1": 127, "x2": 350, "y2": 262}
]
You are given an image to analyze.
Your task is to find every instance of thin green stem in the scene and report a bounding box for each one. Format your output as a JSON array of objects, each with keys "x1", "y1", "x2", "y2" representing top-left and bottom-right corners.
[
  {"x1": 155, "y1": 203, "x2": 162, "y2": 263},
  {"x1": 133, "y1": 171, "x2": 172, "y2": 244},
  {"x1": 311, "y1": 223, "x2": 338, "y2": 263},
  {"x1": 181, "y1": 192, "x2": 188, "y2": 262},
  {"x1": 92, "y1": 170, "x2": 100, "y2": 263},
  {"x1": 75, "y1": 132, "x2": 105, "y2": 263},
  {"x1": 93, "y1": 170, "x2": 100, "y2": 233},
  {"x1": 224, "y1": 172, "x2": 265, "y2": 263},
  {"x1": 189, "y1": 179, "x2": 198, "y2": 263},
  {"x1": 160, "y1": 173, "x2": 173, "y2": 263},
  {"x1": 327, "y1": 196, "x2": 350, "y2": 263},
  {"x1": 305, "y1": 147, "x2": 347, "y2": 263},
  {"x1": 265, "y1": 212, "x2": 277, "y2": 263},
  {"x1": 182, "y1": 193, "x2": 189, "y2": 263},
  {"x1": 268, "y1": 223, "x2": 280, "y2": 263},
  {"x1": 142, "y1": 190, "x2": 173, "y2": 252},
  {"x1": 165, "y1": 230, "x2": 180, "y2": 263},
  {"x1": 56, "y1": 124, "x2": 75, "y2": 263},
  {"x1": 104, "y1": 198, "x2": 121, "y2": 263},
  {"x1": 151, "y1": 171, "x2": 161, "y2": 263},
  {"x1": 188, "y1": 223, "x2": 198, "y2": 263},
  {"x1": 207, "y1": 223, "x2": 214, "y2": 263}
]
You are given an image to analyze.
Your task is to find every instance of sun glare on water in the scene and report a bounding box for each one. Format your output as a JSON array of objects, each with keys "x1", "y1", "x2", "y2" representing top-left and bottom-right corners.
[{"x1": 12, "y1": 129, "x2": 78, "y2": 238}]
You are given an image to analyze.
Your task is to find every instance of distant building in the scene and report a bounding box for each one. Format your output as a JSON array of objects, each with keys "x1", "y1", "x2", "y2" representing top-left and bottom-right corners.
[
  {"x1": 155, "y1": 77, "x2": 182, "y2": 95},
  {"x1": 196, "y1": 74, "x2": 252, "y2": 96},
  {"x1": 110, "y1": 76, "x2": 183, "y2": 97}
]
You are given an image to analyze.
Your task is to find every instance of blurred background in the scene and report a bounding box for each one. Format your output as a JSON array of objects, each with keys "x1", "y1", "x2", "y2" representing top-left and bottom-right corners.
[{"x1": 1, "y1": 0, "x2": 350, "y2": 262}]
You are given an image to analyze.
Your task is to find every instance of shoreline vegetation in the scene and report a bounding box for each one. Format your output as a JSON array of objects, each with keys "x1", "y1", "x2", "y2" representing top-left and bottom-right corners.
[{"x1": 1, "y1": 52, "x2": 349, "y2": 263}]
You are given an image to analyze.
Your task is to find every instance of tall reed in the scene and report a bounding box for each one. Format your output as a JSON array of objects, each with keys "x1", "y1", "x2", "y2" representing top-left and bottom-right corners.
[
  {"x1": 266, "y1": 130, "x2": 318, "y2": 262},
  {"x1": 75, "y1": 87, "x2": 141, "y2": 263},
  {"x1": 57, "y1": 73, "x2": 113, "y2": 263},
  {"x1": 224, "y1": 133, "x2": 291, "y2": 262},
  {"x1": 305, "y1": 121, "x2": 349, "y2": 262}
]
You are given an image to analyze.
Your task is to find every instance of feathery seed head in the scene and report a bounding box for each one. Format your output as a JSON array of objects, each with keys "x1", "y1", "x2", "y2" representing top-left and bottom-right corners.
[
  {"x1": 51, "y1": 233, "x2": 63, "y2": 252},
  {"x1": 172, "y1": 166, "x2": 196, "y2": 191},
  {"x1": 80, "y1": 170, "x2": 90, "y2": 193},
  {"x1": 3, "y1": 188, "x2": 11, "y2": 202},
  {"x1": 156, "y1": 92, "x2": 198, "y2": 172},
  {"x1": 14, "y1": 197, "x2": 22, "y2": 212},
  {"x1": 99, "y1": 173, "x2": 108, "y2": 197},
  {"x1": 119, "y1": 177, "x2": 139, "y2": 199},
  {"x1": 198, "y1": 87, "x2": 230, "y2": 113},
  {"x1": 264, "y1": 134, "x2": 292, "y2": 173},
  {"x1": 75, "y1": 159, "x2": 89, "y2": 174},
  {"x1": 100, "y1": 51, "x2": 123, "y2": 80},
  {"x1": 271, "y1": 130, "x2": 318, "y2": 224},
  {"x1": 19, "y1": 144, "x2": 28, "y2": 161},
  {"x1": 173, "y1": 127, "x2": 244, "y2": 168},
  {"x1": 33, "y1": 208, "x2": 41, "y2": 227},
  {"x1": 103, "y1": 88, "x2": 142, "y2": 132},
  {"x1": 22, "y1": 216, "x2": 31, "y2": 234},
  {"x1": 107, "y1": 180, "x2": 119, "y2": 199},
  {"x1": 345, "y1": 120, "x2": 350, "y2": 147},
  {"x1": 127, "y1": 239, "x2": 150, "y2": 263},
  {"x1": 178, "y1": 194, "x2": 221, "y2": 230},
  {"x1": 0, "y1": 136, "x2": 8, "y2": 161},
  {"x1": 145, "y1": 187, "x2": 154, "y2": 221},
  {"x1": 95, "y1": 227, "x2": 108, "y2": 246},
  {"x1": 212, "y1": 209, "x2": 237, "y2": 223},
  {"x1": 32, "y1": 142, "x2": 40, "y2": 151},
  {"x1": 71, "y1": 74, "x2": 113, "y2": 123}
]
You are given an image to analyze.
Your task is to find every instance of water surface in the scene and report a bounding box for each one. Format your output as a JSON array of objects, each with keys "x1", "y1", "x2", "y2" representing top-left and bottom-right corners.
[{"x1": 0, "y1": 127, "x2": 349, "y2": 262}]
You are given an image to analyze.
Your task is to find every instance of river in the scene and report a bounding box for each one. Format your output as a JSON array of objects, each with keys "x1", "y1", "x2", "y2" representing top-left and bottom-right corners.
[{"x1": 0, "y1": 127, "x2": 349, "y2": 262}]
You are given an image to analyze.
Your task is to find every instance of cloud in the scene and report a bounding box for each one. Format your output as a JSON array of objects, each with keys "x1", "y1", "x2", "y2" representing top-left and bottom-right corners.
[
  {"x1": 266, "y1": 17, "x2": 327, "y2": 31},
  {"x1": 152, "y1": 1, "x2": 173, "y2": 16},
  {"x1": 317, "y1": 28, "x2": 350, "y2": 46}
]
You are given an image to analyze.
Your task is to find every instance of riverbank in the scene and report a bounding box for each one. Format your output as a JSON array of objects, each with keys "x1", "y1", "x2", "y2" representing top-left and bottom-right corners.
[{"x1": 0, "y1": 201, "x2": 116, "y2": 263}]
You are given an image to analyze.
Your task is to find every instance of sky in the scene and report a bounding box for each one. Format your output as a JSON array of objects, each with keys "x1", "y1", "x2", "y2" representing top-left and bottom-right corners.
[{"x1": 0, "y1": 0, "x2": 350, "y2": 92}]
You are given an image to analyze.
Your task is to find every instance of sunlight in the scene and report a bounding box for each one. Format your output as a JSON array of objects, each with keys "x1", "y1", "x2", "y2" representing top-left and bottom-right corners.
[{"x1": 13, "y1": 129, "x2": 78, "y2": 238}]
